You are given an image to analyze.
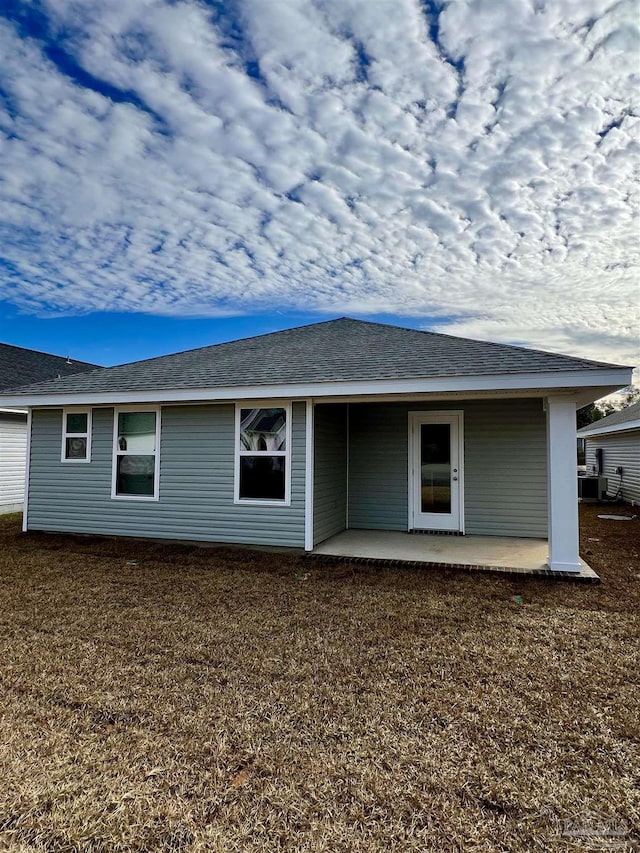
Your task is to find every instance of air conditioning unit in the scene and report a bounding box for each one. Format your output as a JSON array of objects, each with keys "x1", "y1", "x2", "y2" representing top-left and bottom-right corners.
[{"x1": 578, "y1": 476, "x2": 608, "y2": 501}]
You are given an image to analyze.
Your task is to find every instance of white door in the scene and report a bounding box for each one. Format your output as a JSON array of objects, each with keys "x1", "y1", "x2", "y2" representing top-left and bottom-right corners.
[{"x1": 410, "y1": 412, "x2": 463, "y2": 532}]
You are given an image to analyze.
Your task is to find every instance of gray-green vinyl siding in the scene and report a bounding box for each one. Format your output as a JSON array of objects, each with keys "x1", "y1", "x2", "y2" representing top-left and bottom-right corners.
[
  {"x1": 313, "y1": 404, "x2": 347, "y2": 545},
  {"x1": 27, "y1": 403, "x2": 306, "y2": 547},
  {"x1": 348, "y1": 399, "x2": 548, "y2": 538},
  {"x1": 585, "y1": 431, "x2": 640, "y2": 504}
]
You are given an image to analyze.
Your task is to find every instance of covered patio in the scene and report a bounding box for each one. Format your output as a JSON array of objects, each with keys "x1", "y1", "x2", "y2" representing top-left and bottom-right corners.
[
  {"x1": 310, "y1": 529, "x2": 599, "y2": 581},
  {"x1": 310, "y1": 395, "x2": 595, "y2": 578}
]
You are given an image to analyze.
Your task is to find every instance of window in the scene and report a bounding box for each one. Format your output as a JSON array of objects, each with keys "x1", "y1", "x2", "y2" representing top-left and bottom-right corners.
[
  {"x1": 235, "y1": 404, "x2": 290, "y2": 503},
  {"x1": 112, "y1": 408, "x2": 160, "y2": 500},
  {"x1": 62, "y1": 409, "x2": 91, "y2": 462}
]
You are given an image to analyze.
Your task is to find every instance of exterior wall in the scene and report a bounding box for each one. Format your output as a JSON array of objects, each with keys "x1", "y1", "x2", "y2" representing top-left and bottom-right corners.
[
  {"x1": 0, "y1": 411, "x2": 27, "y2": 512},
  {"x1": 348, "y1": 404, "x2": 408, "y2": 532},
  {"x1": 348, "y1": 399, "x2": 548, "y2": 538},
  {"x1": 313, "y1": 404, "x2": 348, "y2": 545},
  {"x1": 585, "y1": 431, "x2": 640, "y2": 504},
  {"x1": 27, "y1": 403, "x2": 306, "y2": 547}
]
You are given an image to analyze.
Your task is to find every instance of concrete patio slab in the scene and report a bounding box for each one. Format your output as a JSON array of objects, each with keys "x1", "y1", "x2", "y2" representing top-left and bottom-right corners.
[{"x1": 310, "y1": 530, "x2": 599, "y2": 582}]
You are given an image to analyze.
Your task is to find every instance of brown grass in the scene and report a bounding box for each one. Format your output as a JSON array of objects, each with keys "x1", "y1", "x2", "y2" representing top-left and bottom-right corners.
[{"x1": 0, "y1": 508, "x2": 638, "y2": 852}]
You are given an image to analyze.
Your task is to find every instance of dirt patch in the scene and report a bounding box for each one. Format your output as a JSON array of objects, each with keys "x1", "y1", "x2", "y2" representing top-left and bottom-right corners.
[
  {"x1": 579, "y1": 501, "x2": 640, "y2": 571},
  {"x1": 0, "y1": 510, "x2": 638, "y2": 852}
]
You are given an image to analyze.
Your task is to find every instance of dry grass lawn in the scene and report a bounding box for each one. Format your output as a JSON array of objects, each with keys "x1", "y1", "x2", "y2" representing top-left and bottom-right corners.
[{"x1": 0, "y1": 507, "x2": 638, "y2": 852}]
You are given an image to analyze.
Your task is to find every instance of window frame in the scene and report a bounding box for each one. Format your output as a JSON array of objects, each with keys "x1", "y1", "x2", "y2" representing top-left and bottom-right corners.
[
  {"x1": 234, "y1": 401, "x2": 292, "y2": 506},
  {"x1": 111, "y1": 405, "x2": 161, "y2": 502},
  {"x1": 61, "y1": 408, "x2": 92, "y2": 463}
]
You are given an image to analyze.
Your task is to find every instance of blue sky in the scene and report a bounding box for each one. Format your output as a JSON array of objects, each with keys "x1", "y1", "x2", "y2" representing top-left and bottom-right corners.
[{"x1": 0, "y1": 0, "x2": 638, "y2": 371}]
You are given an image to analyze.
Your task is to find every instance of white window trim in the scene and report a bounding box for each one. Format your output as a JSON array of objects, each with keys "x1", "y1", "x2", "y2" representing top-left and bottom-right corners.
[
  {"x1": 111, "y1": 405, "x2": 161, "y2": 502},
  {"x1": 234, "y1": 401, "x2": 292, "y2": 506},
  {"x1": 61, "y1": 408, "x2": 92, "y2": 463}
]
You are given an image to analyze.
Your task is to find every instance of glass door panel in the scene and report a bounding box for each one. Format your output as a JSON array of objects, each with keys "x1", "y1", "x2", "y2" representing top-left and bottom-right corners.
[
  {"x1": 411, "y1": 413, "x2": 461, "y2": 532},
  {"x1": 420, "y1": 423, "x2": 451, "y2": 514}
]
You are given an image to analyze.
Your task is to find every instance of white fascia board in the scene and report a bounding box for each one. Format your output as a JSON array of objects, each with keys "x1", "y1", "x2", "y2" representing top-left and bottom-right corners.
[
  {"x1": 578, "y1": 419, "x2": 640, "y2": 438},
  {"x1": 0, "y1": 367, "x2": 631, "y2": 408}
]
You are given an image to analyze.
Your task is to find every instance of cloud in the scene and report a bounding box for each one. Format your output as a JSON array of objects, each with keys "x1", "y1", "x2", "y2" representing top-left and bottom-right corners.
[{"x1": 0, "y1": 0, "x2": 638, "y2": 365}]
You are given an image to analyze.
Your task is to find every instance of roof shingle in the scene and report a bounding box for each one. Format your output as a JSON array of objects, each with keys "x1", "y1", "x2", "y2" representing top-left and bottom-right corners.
[
  {"x1": 0, "y1": 343, "x2": 99, "y2": 391},
  {"x1": 0, "y1": 318, "x2": 629, "y2": 397}
]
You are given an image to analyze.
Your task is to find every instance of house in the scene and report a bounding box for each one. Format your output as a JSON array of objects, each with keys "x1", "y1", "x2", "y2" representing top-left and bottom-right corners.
[
  {"x1": 0, "y1": 344, "x2": 99, "y2": 513},
  {"x1": 0, "y1": 319, "x2": 632, "y2": 573},
  {"x1": 577, "y1": 400, "x2": 640, "y2": 505}
]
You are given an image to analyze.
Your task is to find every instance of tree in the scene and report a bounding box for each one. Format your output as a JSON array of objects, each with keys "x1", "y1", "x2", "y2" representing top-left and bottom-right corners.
[
  {"x1": 577, "y1": 403, "x2": 604, "y2": 430},
  {"x1": 619, "y1": 385, "x2": 640, "y2": 408},
  {"x1": 576, "y1": 385, "x2": 639, "y2": 429},
  {"x1": 576, "y1": 400, "x2": 617, "y2": 429}
]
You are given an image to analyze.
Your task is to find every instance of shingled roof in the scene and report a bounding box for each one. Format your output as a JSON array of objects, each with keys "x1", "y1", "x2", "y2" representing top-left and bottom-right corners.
[
  {"x1": 0, "y1": 318, "x2": 629, "y2": 397},
  {"x1": 0, "y1": 343, "x2": 99, "y2": 392},
  {"x1": 577, "y1": 400, "x2": 640, "y2": 435}
]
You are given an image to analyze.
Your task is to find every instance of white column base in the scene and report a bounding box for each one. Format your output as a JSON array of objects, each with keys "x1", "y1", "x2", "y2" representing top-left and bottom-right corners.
[{"x1": 548, "y1": 559, "x2": 582, "y2": 573}]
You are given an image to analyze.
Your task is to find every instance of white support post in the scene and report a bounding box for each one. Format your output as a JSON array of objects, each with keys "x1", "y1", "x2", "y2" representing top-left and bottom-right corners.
[
  {"x1": 546, "y1": 396, "x2": 581, "y2": 572},
  {"x1": 345, "y1": 403, "x2": 350, "y2": 531},
  {"x1": 22, "y1": 408, "x2": 32, "y2": 532},
  {"x1": 304, "y1": 399, "x2": 314, "y2": 552}
]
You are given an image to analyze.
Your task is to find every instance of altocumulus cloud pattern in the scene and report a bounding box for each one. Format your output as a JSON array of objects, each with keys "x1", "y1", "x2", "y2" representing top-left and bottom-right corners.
[{"x1": 0, "y1": 0, "x2": 638, "y2": 363}]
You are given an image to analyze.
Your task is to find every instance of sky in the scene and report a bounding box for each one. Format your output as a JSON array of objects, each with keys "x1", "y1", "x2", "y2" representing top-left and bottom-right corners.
[{"x1": 0, "y1": 0, "x2": 638, "y2": 374}]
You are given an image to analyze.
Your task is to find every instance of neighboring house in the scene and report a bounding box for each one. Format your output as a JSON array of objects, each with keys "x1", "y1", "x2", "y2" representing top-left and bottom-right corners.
[
  {"x1": 577, "y1": 401, "x2": 640, "y2": 505},
  {"x1": 0, "y1": 344, "x2": 99, "y2": 513},
  {"x1": 0, "y1": 318, "x2": 632, "y2": 572}
]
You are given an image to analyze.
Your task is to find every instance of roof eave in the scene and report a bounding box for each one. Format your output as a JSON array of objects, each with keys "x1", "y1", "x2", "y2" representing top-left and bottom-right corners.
[
  {"x1": 577, "y1": 418, "x2": 640, "y2": 438},
  {"x1": 0, "y1": 366, "x2": 632, "y2": 408}
]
